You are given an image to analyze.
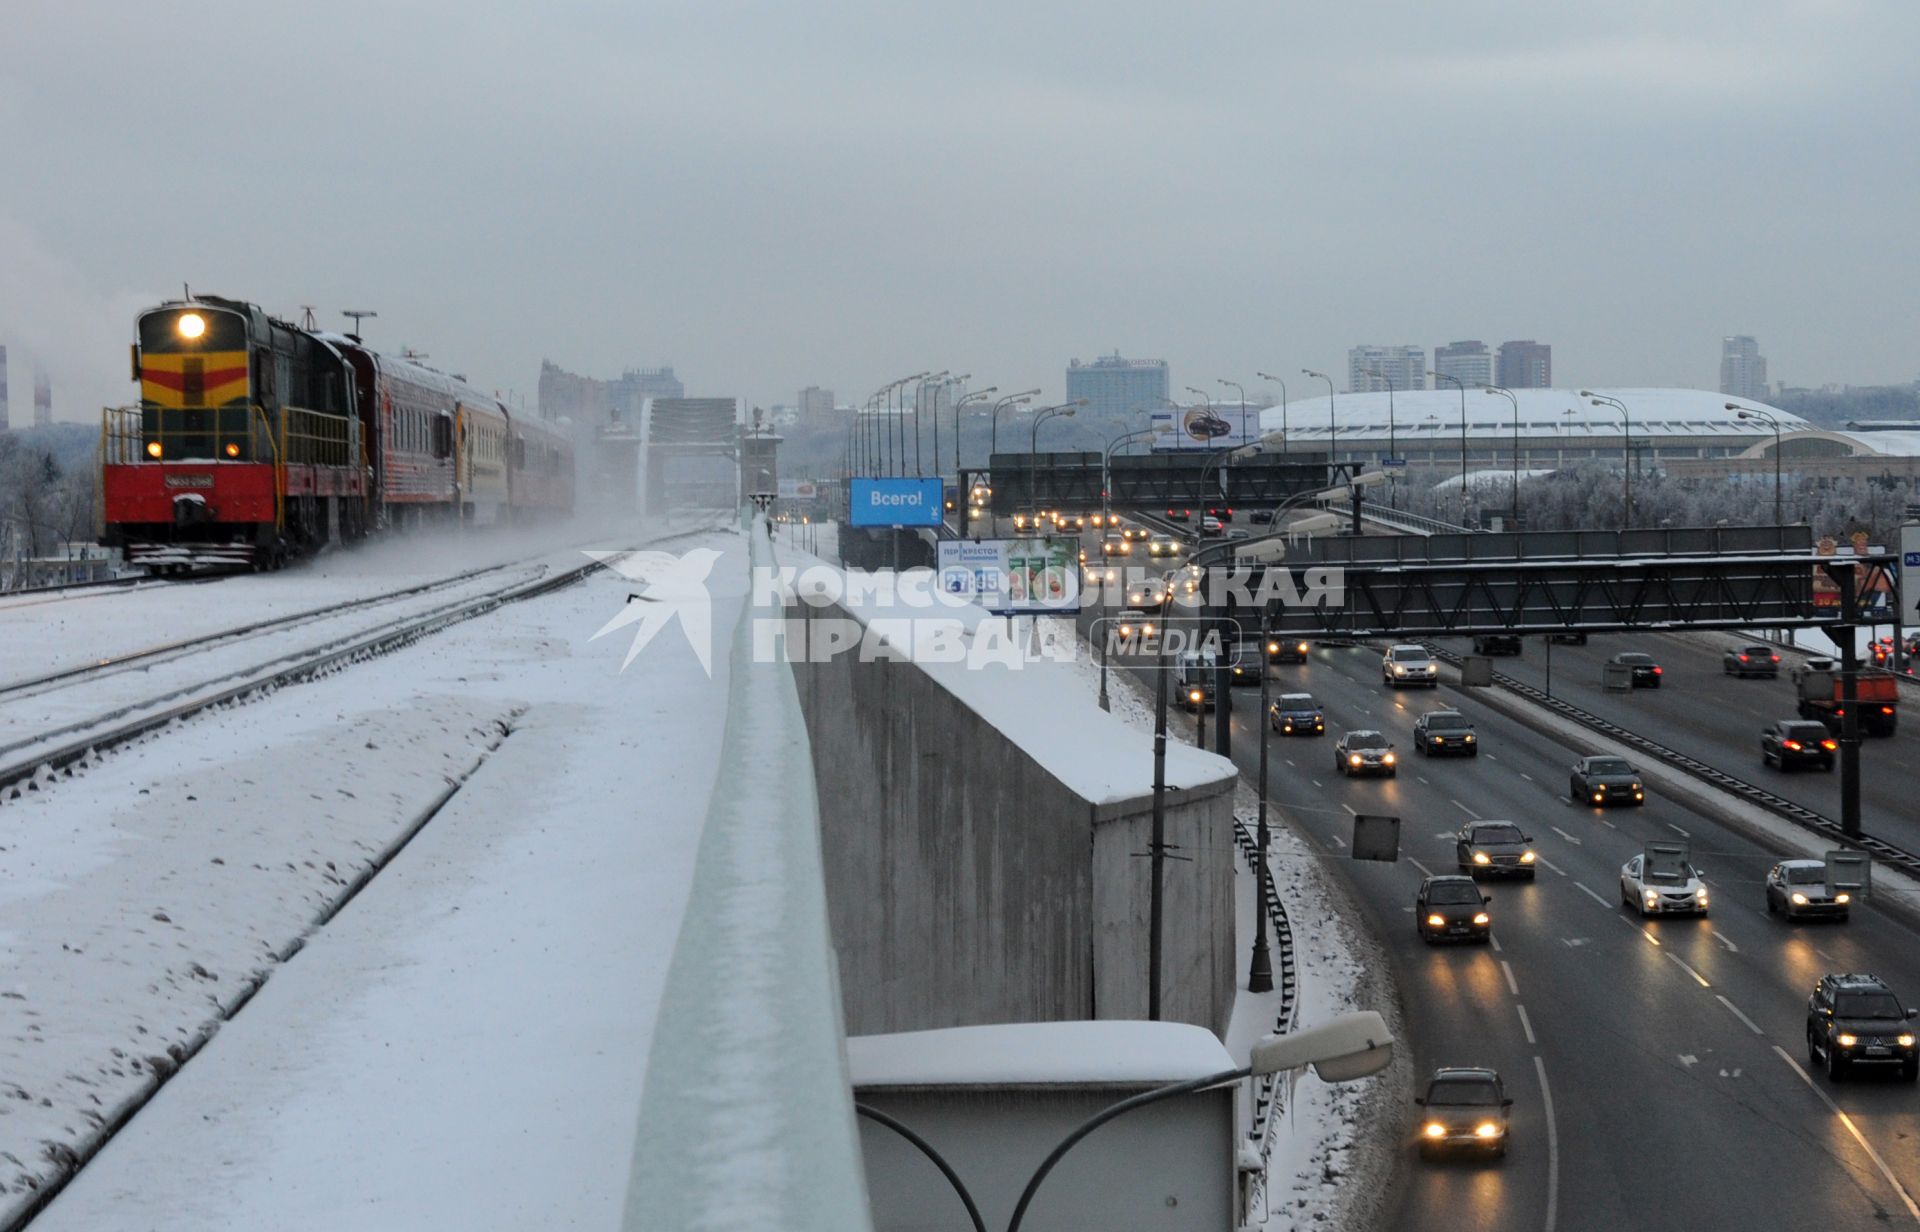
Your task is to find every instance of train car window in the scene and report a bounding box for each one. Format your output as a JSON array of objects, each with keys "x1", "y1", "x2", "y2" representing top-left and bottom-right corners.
[{"x1": 432, "y1": 415, "x2": 452, "y2": 460}]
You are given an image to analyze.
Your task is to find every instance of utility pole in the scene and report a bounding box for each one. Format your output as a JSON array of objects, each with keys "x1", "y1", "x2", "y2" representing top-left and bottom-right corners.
[
  {"x1": 1149, "y1": 624, "x2": 1170, "y2": 1021},
  {"x1": 1249, "y1": 622, "x2": 1274, "y2": 993},
  {"x1": 1832, "y1": 563, "x2": 1862, "y2": 839}
]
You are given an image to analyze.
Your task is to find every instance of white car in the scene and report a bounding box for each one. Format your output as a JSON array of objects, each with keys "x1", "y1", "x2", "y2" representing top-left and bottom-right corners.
[
  {"x1": 1383, "y1": 644, "x2": 1439, "y2": 687},
  {"x1": 1620, "y1": 853, "x2": 1709, "y2": 917}
]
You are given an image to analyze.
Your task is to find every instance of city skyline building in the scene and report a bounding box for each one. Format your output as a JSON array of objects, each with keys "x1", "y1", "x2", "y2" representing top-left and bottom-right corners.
[
  {"x1": 32, "y1": 362, "x2": 50, "y2": 428},
  {"x1": 0, "y1": 344, "x2": 8, "y2": 432},
  {"x1": 1495, "y1": 340, "x2": 1552, "y2": 389},
  {"x1": 1065, "y1": 351, "x2": 1170, "y2": 419},
  {"x1": 799, "y1": 385, "x2": 835, "y2": 420},
  {"x1": 1347, "y1": 344, "x2": 1427, "y2": 394},
  {"x1": 1433, "y1": 340, "x2": 1493, "y2": 389},
  {"x1": 1720, "y1": 335, "x2": 1769, "y2": 401}
]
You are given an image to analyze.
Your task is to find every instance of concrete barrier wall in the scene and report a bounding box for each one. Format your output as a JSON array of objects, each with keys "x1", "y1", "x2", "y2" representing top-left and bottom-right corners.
[{"x1": 788, "y1": 597, "x2": 1236, "y2": 1035}]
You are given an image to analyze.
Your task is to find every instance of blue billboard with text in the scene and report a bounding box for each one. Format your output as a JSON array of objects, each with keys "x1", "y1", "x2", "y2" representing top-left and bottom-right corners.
[{"x1": 849, "y1": 476, "x2": 945, "y2": 527}]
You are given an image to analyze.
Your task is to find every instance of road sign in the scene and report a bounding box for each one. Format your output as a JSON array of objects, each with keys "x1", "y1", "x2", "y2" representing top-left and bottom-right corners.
[
  {"x1": 849, "y1": 476, "x2": 943, "y2": 527},
  {"x1": 936, "y1": 536, "x2": 1081, "y2": 614},
  {"x1": 1381, "y1": 458, "x2": 1408, "y2": 470},
  {"x1": 1901, "y1": 524, "x2": 1920, "y2": 630}
]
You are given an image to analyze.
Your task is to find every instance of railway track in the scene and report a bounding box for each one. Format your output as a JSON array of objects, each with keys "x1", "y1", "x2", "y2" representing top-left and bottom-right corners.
[{"x1": 0, "y1": 518, "x2": 728, "y2": 799}]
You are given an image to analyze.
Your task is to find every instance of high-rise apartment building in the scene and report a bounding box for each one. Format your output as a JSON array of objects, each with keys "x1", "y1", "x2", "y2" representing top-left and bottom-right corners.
[
  {"x1": 1347, "y1": 345, "x2": 1427, "y2": 393},
  {"x1": 799, "y1": 386, "x2": 835, "y2": 420},
  {"x1": 32, "y1": 363, "x2": 50, "y2": 428},
  {"x1": 1066, "y1": 352, "x2": 1170, "y2": 419},
  {"x1": 1433, "y1": 341, "x2": 1493, "y2": 389},
  {"x1": 1495, "y1": 340, "x2": 1552, "y2": 389},
  {"x1": 1720, "y1": 336, "x2": 1768, "y2": 401},
  {"x1": 0, "y1": 345, "x2": 8, "y2": 432}
]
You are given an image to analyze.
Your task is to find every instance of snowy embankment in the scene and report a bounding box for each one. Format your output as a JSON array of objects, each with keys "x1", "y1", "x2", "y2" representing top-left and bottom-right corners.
[{"x1": 6, "y1": 527, "x2": 744, "y2": 1230}]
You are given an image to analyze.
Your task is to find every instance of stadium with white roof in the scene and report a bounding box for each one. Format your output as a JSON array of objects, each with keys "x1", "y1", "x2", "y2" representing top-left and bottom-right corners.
[{"x1": 1247, "y1": 387, "x2": 1811, "y2": 478}]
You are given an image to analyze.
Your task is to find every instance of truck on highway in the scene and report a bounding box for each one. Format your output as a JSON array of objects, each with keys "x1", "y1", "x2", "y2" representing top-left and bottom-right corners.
[{"x1": 1792, "y1": 657, "x2": 1899, "y2": 736}]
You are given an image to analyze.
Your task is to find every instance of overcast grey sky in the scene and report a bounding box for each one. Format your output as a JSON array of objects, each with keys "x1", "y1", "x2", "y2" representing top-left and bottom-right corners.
[{"x1": 3, "y1": 0, "x2": 1915, "y2": 422}]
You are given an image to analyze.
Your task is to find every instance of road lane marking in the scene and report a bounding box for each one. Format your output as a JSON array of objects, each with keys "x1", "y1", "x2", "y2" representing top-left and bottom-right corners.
[
  {"x1": 1500, "y1": 960, "x2": 1519, "y2": 996},
  {"x1": 1667, "y1": 952, "x2": 1710, "y2": 987},
  {"x1": 1549, "y1": 826, "x2": 1582, "y2": 846},
  {"x1": 1636, "y1": 925, "x2": 1662, "y2": 947},
  {"x1": 1519, "y1": 772, "x2": 1534, "y2": 782},
  {"x1": 1668, "y1": 823, "x2": 1691, "y2": 837},
  {"x1": 1535, "y1": 1056, "x2": 1560, "y2": 1232},
  {"x1": 1574, "y1": 883, "x2": 1612, "y2": 908},
  {"x1": 1599, "y1": 817, "x2": 1617, "y2": 829},
  {"x1": 1717, "y1": 995, "x2": 1764, "y2": 1035},
  {"x1": 1342, "y1": 803, "x2": 1358, "y2": 815},
  {"x1": 1416, "y1": 774, "x2": 1430, "y2": 784},
  {"x1": 1311, "y1": 779, "x2": 1323, "y2": 787},
  {"x1": 1408, "y1": 857, "x2": 1434, "y2": 877},
  {"x1": 1451, "y1": 799, "x2": 1478, "y2": 817},
  {"x1": 1679, "y1": 1054, "x2": 1699, "y2": 1069},
  {"x1": 1711, "y1": 931, "x2": 1739, "y2": 953},
  {"x1": 1773, "y1": 1045, "x2": 1920, "y2": 1225},
  {"x1": 1329, "y1": 834, "x2": 1347, "y2": 848},
  {"x1": 1489, "y1": 935, "x2": 1503, "y2": 952},
  {"x1": 1484, "y1": 752, "x2": 1497, "y2": 761},
  {"x1": 1534, "y1": 855, "x2": 1568, "y2": 876},
  {"x1": 1516, "y1": 1003, "x2": 1535, "y2": 1044}
]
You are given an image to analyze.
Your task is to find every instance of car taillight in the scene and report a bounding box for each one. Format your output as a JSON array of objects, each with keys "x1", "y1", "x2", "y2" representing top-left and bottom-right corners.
[
  {"x1": 1784, "y1": 740, "x2": 1802, "y2": 750},
  {"x1": 1738, "y1": 654, "x2": 1748, "y2": 662},
  {"x1": 1771, "y1": 655, "x2": 1780, "y2": 663},
  {"x1": 1821, "y1": 740, "x2": 1837, "y2": 750},
  {"x1": 1652, "y1": 666, "x2": 1663, "y2": 674},
  {"x1": 1882, "y1": 706, "x2": 1895, "y2": 715}
]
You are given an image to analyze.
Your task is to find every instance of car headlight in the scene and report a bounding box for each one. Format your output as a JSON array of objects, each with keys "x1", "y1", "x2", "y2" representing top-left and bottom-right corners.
[
  {"x1": 1594, "y1": 792, "x2": 1605, "y2": 803},
  {"x1": 1631, "y1": 783, "x2": 1642, "y2": 792},
  {"x1": 1426, "y1": 914, "x2": 1446, "y2": 928},
  {"x1": 1296, "y1": 642, "x2": 1308, "y2": 655},
  {"x1": 1520, "y1": 851, "x2": 1536, "y2": 864},
  {"x1": 1349, "y1": 754, "x2": 1363, "y2": 766},
  {"x1": 1899, "y1": 1034, "x2": 1916, "y2": 1048},
  {"x1": 1383, "y1": 752, "x2": 1396, "y2": 765},
  {"x1": 1463, "y1": 734, "x2": 1475, "y2": 742},
  {"x1": 1474, "y1": 1122, "x2": 1500, "y2": 1138},
  {"x1": 1267, "y1": 642, "x2": 1279, "y2": 654},
  {"x1": 1393, "y1": 665, "x2": 1406, "y2": 675},
  {"x1": 1188, "y1": 689, "x2": 1203, "y2": 703},
  {"x1": 1645, "y1": 891, "x2": 1659, "y2": 904},
  {"x1": 1696, "y1": 888, "x2": 1708, "y2": 902},
  {"x1": 1790, "y1": 892, "x2": 1809, "y2": 905},
  {"x1": 1473, "y1": 852, "x2": 1492, "y2": 865},
  {"x1": 1424, "y1": 1122, "x2": 1447, "y2": 1139},
  {"x1": 1837, "y1": 1033, "x2": 1858, "y2": 1047},
  {"x1": 1472, "y1": 912, "x2": 1490, "y2": 925},
  {"x1": 1836, "y1": 893, "x2": 1851, "y2": 904}
]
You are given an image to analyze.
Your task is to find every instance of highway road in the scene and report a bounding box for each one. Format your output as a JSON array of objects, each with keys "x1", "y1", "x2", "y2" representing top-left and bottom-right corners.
[
  {"x1": 1448, "y1": 630, "x2": 1918, "y2": 849},
  {"x1": 1206, "y1": 641, "x2": 1920, "y2": 1232}
]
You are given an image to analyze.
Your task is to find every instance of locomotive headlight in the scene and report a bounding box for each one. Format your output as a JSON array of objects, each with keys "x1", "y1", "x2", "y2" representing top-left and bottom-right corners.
[
  {"x1": 145, "y1": 441, "x2": 163, "y2": 458},
  {"x1": 177, "y1": 312, "x2": 206, "y2": 339},
  {"x1": 224, "y1": 443, "x2": 240, "y2": 458}
]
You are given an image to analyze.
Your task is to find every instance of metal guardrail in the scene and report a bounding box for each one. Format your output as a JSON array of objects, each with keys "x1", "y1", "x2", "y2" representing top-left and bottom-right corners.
[
  {"x1": 1424, "y1": 644, "x2": 1920, "y2": 879},
  {"x1": 1344, "y1": 502, "x2": 1474, "y2": 536},
  {"x1": 622, "y1": 513, "x2": 871, "y2": 1232}
]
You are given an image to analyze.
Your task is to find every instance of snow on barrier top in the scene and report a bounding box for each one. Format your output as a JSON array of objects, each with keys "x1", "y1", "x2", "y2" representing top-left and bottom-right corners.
[
  {"x1": 848, "y1": 1020, "x2": 1236, "y2": 1089},
  {"x1": 621, "y1": 513, "x2": 872, "y2": 1232}
]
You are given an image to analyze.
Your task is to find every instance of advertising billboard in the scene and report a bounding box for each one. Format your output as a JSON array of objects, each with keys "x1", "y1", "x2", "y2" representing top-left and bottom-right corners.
[
  {"x1": 1149, "y1": 403, "x2": 1259, "y2": 452},
  {"x1": 849, "y1": 476, "x2": 944, "y2": 527},
  {"x1": 937, "y1": 537, "x2": 1081, "y2": 614},
  {"x1": 1902, "y1": 523, "x2": 1920, "y2": 633},
  {"x1": 776, "y1": 478, "x2": 819, "y2": 500}
]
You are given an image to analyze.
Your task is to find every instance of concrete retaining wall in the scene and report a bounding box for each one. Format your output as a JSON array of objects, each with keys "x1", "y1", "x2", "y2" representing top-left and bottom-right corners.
[{"x1": 789, "y1": 598, "x2": 1236, "y2": 1035}]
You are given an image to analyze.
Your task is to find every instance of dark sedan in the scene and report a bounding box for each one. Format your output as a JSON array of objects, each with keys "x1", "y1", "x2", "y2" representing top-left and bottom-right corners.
[
  {"x1": 1266, "y1": 637, "x2": 1311, "y2": 664},
  {"x1": 1413, "y1": 709, "x2": 1478, "y2": 757},
  {"x1": 1415, "y1": 1068, "x2": 1512, "y2": 1158},
  {"x1": 1415, "y1": 876, "x2": 1491, "y2": 945},
  {"x1": 1569, "y1": 755, "x2": 1645, "y2": 806},
  {"x1": 1610, "y1": 651, "x2": 1663, "y2": 687},
  {"x1": 1336, "y1": 730, "x2": 1397, "y2": 777},
  {"x1": 1761, "y1": 720, "x2": 1836, "y2": 771},
  {"x1": 1724, "y1": 644, "x2": 1782, "y2": 678},
  {"x1": 1455, "y1": 821, "x2": 1537, "y2": 879},
  {"x1": 1765, "y1": 860, "x2": 1851, "y2": 921},
  {"x1": 1269, "y1": 693, "x2": 1325, "y2": 737}
]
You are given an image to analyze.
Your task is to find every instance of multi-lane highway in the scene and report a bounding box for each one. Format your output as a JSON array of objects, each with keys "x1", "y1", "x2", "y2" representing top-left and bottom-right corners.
[{"x1": 1208, "y1": 638, "x2": 1920, "y2": 1231}]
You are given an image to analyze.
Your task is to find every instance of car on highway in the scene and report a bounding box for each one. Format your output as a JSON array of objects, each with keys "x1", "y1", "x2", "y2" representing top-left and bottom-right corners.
[
  {"x1": 1114, "y1": 608, "x2": 1157, "y2": 640},
  {"x1": 1383, "y1": 644, "x2": 1440, "y2": 688},
  {"x1": 1229, "y1": 639, "x2": 1264, "y2": 686},
  {"x1": 1415, "y1": 876, "x2": 1492, "y2": 945},
  {"x1": 1164, "y1": 507, "x2": 1192, "y2": 522},
  {"x1": 1724, "y1": 643, "x2": 1781, "y2": 678},
  {"x1": 1248, "y1": 508, "x2": 1275, "y2": 524},
  {"x1": 1455, "y1": 821, "x2": 1536, "y2": 878},
  {"x1": 1414, "y1": 1067, "x2": 1512, "y2": 1157},
  {"x1": 1226, "y1": 527, "x2": 1251, "y2": 542},
  {"x1": 1570, "y1": 755, "x2": 1645, "y2": 806},
  {"x1": 1806, "y1": 974, "x2": 1918, "y2": 1081},
  {"x1": 1126, "y1": 578, "x2": 1167, "y2": 607},
  {"x1": 1548, "y1": 631, "x2": 1588, "y2": 644},
  {"x1": 1200, "y1": 516, "x2": 1225, "y2": 536},
  {"x1": 1335, "y1": 730, "x2": 1397, "y2": 777},
  {"x1": 1267, "y1": 636, "x2": 1310, "y2": 664},
  {"x1": 1413, "y1": 709, "x2": 1477, "y2": 756},
  {"x1": 1269, "y1": 692, "x2": 1324, "y2": 736},
  {"x1": 1609, "y1": 651, "x2": 1664, "y2": 687},
  {"x1": 1620, "y1": 850, "x2": 1708, "y2": 916},
  {"x1": 1177, "y1": 652, "x2": 1217, "y2": 711},
  {"x1": 1145, "y1": 537, "x2": 1182, "y2": 558},
  {"x1": 1101, "y1": 534, "x2": 1131, "y2": 556},
  {"x1": 1765, "y1": 860, "x2": 1852, "y2": 921},
  {"x1": 1760, "y1": 719, "x2": 1837, "y2": 772},
  {"x1": 1471, "y1": 633, "x2": 1523, "y2": 656}
]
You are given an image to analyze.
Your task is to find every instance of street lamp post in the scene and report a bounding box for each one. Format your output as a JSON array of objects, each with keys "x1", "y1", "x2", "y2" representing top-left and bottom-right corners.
[
  {"x1": 1732, "y1": 404, "x2": 1784, "y2": 526},
  {"x1": 1431, "y1": 371, "x2": 1470, "y2": 522},
  {"x1": 1485, "y1": 385, "x2": 1521, "y2": 523},
  {"x1": 1102, "y1": 426, "x2": 1156, "y2": 536},
  {"x1": 1250, "y1": 616, "x2": 1275, "y2": 992},
  {"x1": 934, "y1": 372, "x2": 967, "y2": 479},
  {"x1": 1303, "y1": 369, "x2": 1335, "y2": 466},
  {"x1": 989, "y1": 389, "x2": 1042, "y2": 462},
  {"x1": 1366, "y1": 368, "x2": 1400, "y2": 509},
  {"x1": 1030, "y1": 404, "x2": 1079, "y2": 521},
  {"x1": 1255, "y1": 372, "x2": 1289, "y2": 455},
  {"x1": 914, "y1": 370, "x2": 949, "y2": 477},
  {"x1": 1582, "y1": 391, "x2": 1633, "y2": 528},
  {"x1": 952, "y1": 386, "x2": 995, "y2": 481}
]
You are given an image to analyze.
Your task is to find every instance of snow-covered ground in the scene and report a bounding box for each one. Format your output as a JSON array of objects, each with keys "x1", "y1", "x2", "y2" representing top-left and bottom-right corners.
[{"x1": 9, "y1": 524, "x2": 745, "y2": 1231}]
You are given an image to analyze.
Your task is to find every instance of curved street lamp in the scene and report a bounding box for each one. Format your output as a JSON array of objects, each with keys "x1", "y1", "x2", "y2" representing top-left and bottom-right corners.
[
  {"x1": 1255, "y1": 372, "x2": 1289, "y2": 456},
  {"x1": 1731, "y1": 403, "x2": 1784, "y2": 526},
  {"x1": 1581, "y1": 390, "x2": 1633, "y2": 528},
  {"x1": 1303, "y1": 369, "x2": 1336, "y2": 465},
  {"x1": 1029, "y1": 403, "x2": 1080, "y2": 520},
  {"x1": 1430, "y1": 371, "x2": 1470, "y2": 521},
  {"x1": 1485, "y1": 385, "x2": 1521, "y2": 520},
  {"x1": 989, "y1": 388, "x2": 1043, "y2": 462},
  {"x1": 913, "y1": 370, "x2": 950, "y2": 476},
  {"x1": 951, "y1": 385, "x2": 995, "y2": 479}
]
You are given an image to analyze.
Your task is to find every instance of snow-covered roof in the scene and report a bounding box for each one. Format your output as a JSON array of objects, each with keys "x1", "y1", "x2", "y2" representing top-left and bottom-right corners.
[
  {"x1": 1260, "y1": 388, "x2": 1808, "y2": 442},
  {"x1": 1826, "y1": 430, "x2": 1920, "y2": 457},
  {"x1": 848, "y1": 1021, "x2": 1236, "y2": 1087},
  {"x1": 1729, "y1": 428, "x2": 1920, "y2": 459}
]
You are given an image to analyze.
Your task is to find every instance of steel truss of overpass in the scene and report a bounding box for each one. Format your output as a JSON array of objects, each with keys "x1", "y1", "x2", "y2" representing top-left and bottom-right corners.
[
  {"x1": 1250, "y1": 525, "x2": 1893, "y2": 638},
  {"x1": 977, "y1": 451, "x2": 1332, "y2": 515}
]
